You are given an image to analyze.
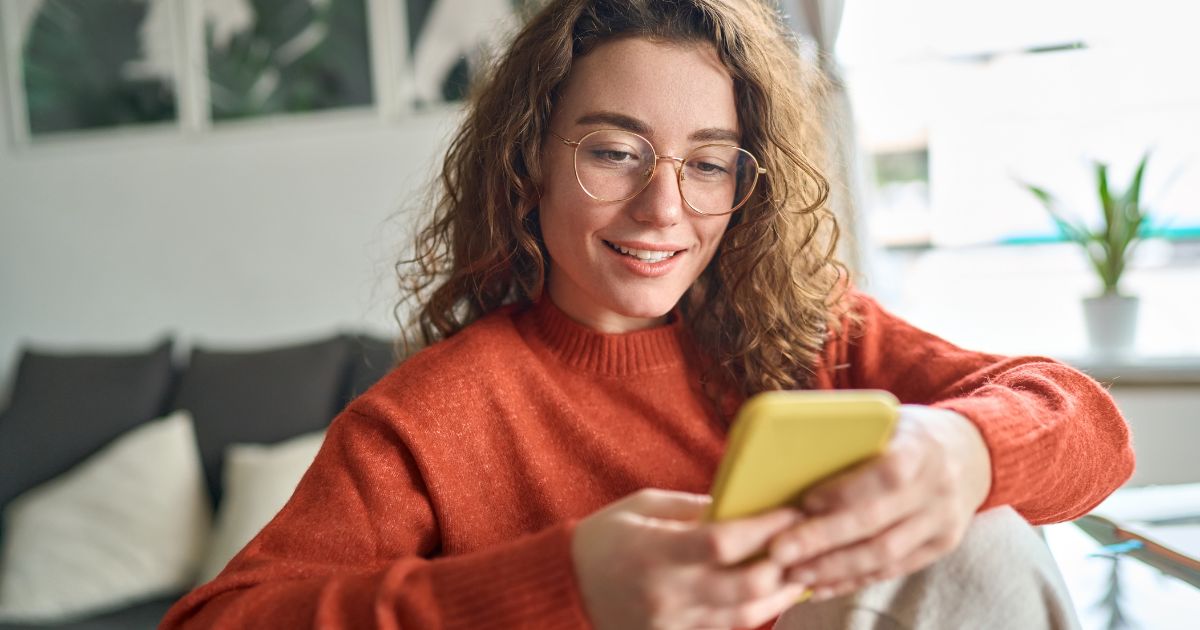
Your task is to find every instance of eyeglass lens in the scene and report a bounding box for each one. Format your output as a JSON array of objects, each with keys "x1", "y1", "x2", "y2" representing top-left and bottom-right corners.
[{"x1": 573, "y1": 130, "x2": 758, "y2": 214}]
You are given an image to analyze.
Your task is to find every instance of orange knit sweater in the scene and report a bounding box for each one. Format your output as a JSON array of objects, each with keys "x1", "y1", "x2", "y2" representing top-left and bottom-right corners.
[{"x1": 161, "y1": 292, "x2": 1134, "y2": 629}]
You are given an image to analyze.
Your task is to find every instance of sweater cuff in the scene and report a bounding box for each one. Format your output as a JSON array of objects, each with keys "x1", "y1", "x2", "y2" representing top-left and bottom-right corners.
[
  {"x1": 426, "y1": 521, "x2": 592, "y2": 629},
  {"x1": 932, "y1": 397, "x2": 1040, "y2": 512}
]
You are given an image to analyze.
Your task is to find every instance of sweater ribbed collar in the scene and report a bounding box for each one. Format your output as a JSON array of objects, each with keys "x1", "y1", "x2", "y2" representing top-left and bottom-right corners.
[{"x1": 518, "y1": 296, "x2": 688, "y2": 376}]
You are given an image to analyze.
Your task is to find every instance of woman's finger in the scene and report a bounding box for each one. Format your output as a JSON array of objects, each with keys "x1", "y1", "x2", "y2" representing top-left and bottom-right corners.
[
  {"x1": 800, "y1": 438, "x2": 926, "y2": 516},
  {"x1": 656, "y1": 507, "x2": 801, "y2": 566},
  {"x1": 769, "y1": 480, "x2": 923, "y2": 567},
  {"x1": 688, "y1": 558, "x2": 787, "y2": 607},
  {"x1": 690, "y1": 582, "x2": 811, "y2": 630},
  {"x1": 783, "y1": 508, "x2": 938, "y2": 586},
  {"x1": 806, "y1": 537, "x2": 952, "y2": 602},
  {"x1": 625, "y1": 487, "x2": 714, "y2": 521}
]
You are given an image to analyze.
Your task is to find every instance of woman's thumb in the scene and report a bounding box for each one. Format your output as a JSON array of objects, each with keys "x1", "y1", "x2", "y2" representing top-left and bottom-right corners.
[{"x1": 623, "y1": 488, "x2": 712, "y2": 521}]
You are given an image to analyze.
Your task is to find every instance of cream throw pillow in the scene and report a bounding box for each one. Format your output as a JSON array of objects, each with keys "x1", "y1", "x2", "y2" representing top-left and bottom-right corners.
[
  {"x1": 197, "y1": 431, "x2": 325, "y2": 583},
  {"x1": 0, "y1": 410, "x2": 211, "y2": 623}
]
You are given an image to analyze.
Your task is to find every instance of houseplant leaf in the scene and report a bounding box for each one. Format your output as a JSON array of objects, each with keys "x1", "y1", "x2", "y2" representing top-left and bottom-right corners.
[
  {"x1": 1023, "y1": 183, "x2": 1091, "y2": 246},
  {"x1": 1021, "y1": 153, "x2": 1153, "y2": 297}
]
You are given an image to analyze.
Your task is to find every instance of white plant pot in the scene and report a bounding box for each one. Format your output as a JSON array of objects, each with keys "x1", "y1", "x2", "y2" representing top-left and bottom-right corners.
[{"x1": 1082, "y1": 294, "x2": 1139, "y2": 356}]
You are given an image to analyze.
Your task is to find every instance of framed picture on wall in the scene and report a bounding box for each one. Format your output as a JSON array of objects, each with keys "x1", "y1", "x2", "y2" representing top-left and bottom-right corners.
[
  {"x1": 404, "y1": 0, "x2": 523, "y2": 107},
  {"x1": 7, "y1": 0, "x2": 179, "y2": 137},
  {"x1": 204, "y1": 0, "x2": 374, "y2": 121},
  {"x1": 0, "y1": 0, "x2": 537, "y2": 144}
]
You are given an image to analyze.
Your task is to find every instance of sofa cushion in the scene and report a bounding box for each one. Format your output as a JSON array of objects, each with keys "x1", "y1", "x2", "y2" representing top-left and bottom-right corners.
[
  {"x1": 0, "y1": 595, "x2": 181, "y2": 630},
  {"x1": 341, "y1": 334, "x2": 398, "y2": 408},
  {"x1": 0, "y1": 411, "x2": 210, "y2": 624},
  {"x1": 0, "y1": 339, "x2": 173, "y2": 510},
  {"x1": 197, "y1": 431, "x2": 326, "y2": 583},
  {"x1": 171, "y1": 336, "x2": 349, "y2": 505}
]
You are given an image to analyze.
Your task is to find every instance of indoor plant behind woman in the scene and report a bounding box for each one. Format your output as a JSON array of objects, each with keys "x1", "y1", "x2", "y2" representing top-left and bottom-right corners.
[{"x1": 1025, "y1": 153, "x2": 1152, "y2": 355}]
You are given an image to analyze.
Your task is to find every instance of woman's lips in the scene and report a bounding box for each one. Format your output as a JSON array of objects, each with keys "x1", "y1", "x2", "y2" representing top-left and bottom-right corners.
[
  {"x1": 602, "y1": 239, "x2": 686, "y2": 278},
  {"x1": 603, "y1": 240, "x2": 681, "y2": 262}
]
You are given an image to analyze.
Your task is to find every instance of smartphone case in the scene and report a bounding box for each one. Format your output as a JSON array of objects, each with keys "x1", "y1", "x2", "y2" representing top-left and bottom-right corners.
[{"x1": 707, "y1": 390, "x2": 900, "y2": 521}]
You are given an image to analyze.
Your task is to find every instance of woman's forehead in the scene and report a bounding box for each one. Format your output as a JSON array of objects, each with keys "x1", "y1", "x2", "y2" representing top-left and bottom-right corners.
[{"x1": 554, "y1": 37, "x2": 739, "y2": 143}]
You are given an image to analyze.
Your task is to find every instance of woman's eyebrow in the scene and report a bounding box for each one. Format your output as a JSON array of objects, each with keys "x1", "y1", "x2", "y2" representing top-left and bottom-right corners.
[
  {"x1": 690, "y1": 127, "x2": 740, "y2": 143},
  {"x1": 575, "y1": 111, "x2": 739, "y2": 144},
  {"x1": 576, "y1": 111, "x2": 650, "y2": 134}
]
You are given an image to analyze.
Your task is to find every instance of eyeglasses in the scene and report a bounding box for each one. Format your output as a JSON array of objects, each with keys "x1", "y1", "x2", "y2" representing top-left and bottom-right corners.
[{"x1": 552, "y1": 129, "x2": 766, "y2": 216}]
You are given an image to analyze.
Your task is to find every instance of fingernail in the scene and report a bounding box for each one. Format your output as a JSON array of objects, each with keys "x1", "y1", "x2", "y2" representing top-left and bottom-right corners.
[
  {"x1": 773, "y1": 542, "x2": 801, "y2": 564},
  {"x1": 791, "y1": 569, "x2": 815, "y2": 585},
  {"x1": 812, "y1": 587, "x2": 834, "y2": 601}
]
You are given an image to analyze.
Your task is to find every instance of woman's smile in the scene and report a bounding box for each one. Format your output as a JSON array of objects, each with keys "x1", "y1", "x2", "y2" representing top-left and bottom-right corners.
[{"x1": 600, "y1": 238, "x2": 687, "y2": 278}]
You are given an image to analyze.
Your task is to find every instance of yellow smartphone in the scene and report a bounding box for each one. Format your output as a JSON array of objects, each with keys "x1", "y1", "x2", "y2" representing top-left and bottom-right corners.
[{"x1": 707, "y1": 390, "x2": 900, "y2": 522}]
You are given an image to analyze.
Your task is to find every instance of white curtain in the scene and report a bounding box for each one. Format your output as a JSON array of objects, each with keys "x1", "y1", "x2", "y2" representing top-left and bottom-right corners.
[{"x1": 778, "y1": 0, "x2": 869, "y2": 278}]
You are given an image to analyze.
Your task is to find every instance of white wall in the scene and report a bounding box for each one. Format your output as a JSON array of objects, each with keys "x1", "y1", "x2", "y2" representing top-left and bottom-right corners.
[
  {"x1": 1109, "y1": 387, "x2": 1200, "y2": 487},
  {"x1": 0, "y1": 80, "x2": 461, "y2": 400}
]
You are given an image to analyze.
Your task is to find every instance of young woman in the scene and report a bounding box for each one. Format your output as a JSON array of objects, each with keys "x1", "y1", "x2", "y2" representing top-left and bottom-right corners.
[{"x1": 163, "y1": 1, "x2": 1133, "y2": 628}]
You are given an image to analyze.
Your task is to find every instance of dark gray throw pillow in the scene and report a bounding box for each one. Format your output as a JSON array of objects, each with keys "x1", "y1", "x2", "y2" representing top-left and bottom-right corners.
[
  {"x1": 340, "y1": 334, "x2": 398, "y2": 409},
  {"x1": 171, "y1": 336, "x2": 350, "y2": 506},
  {"x1": 0, "y1": 339, "x2": 174, "y2": 511}
]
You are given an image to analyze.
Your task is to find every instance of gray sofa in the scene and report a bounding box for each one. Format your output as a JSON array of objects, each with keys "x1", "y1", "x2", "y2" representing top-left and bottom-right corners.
[{"x1": 0, "y1": 333, "x2": 397, "y2": 629}]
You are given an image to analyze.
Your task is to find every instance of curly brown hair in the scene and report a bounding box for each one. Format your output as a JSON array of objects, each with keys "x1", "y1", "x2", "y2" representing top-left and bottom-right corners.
[{"x1": 397, "y1": 0, "x2": 851, "y2": 398}]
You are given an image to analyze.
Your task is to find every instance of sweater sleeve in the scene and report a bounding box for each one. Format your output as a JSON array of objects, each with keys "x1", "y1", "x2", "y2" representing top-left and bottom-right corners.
[
  {"x1": 160, "y1": 408, "x2": 592, "y2": 630},
  {"x1": 820, "y1": 291, "x2": 1135, "y2": 525}
]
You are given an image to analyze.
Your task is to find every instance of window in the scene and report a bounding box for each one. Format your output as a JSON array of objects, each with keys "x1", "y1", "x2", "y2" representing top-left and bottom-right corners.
[
  {"x1": 837, "y1": 0, "x2": 1200, "y2": 359},
  {"x1": 838, "y1": 0, "x2": 1200, "y2": 249}
]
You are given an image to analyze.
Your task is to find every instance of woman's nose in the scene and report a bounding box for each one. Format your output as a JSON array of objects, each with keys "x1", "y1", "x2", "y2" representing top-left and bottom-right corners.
[{"x1": 628, "y1": 157, "x2": 685, "y2": 226}]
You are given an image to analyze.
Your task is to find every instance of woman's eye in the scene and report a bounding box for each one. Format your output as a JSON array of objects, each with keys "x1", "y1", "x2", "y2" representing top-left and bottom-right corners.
[
  {"x1": 589, "y1": 149, "x2": 636, "y2": 163},
  {"x1": 691, "y1": 160, "x2": 730, "y2": 175}
]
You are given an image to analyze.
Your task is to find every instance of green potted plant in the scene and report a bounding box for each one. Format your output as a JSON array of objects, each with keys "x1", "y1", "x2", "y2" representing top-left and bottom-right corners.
[{"x1": 1023, "y1": 154, "x2": 1151, "y2": 355}]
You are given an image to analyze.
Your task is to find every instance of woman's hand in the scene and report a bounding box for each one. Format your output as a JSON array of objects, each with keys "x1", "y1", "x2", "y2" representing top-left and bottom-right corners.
[
  {"x1": 767, "y1": 405, "x2": 993, "y2": 601},
  {"x1": 572, "y1": 488, "x2": 809, "y2": 630}
]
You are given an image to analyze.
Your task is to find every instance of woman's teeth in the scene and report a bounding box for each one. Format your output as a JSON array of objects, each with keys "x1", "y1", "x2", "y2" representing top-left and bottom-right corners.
[{"x1": 606, "y1": 241, "x2": 678, "y2": 263}]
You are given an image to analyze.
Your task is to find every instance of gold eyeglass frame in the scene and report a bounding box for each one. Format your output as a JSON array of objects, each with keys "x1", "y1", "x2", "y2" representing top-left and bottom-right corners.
[{"x1": 552, "y1": 129, "x2": 766, "y2": 216}]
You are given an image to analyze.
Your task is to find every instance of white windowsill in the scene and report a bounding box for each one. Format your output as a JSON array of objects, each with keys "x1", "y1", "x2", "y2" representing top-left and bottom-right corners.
[{"x1": 867, "y1": 241, "x2": 1200, "y2": 385}]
